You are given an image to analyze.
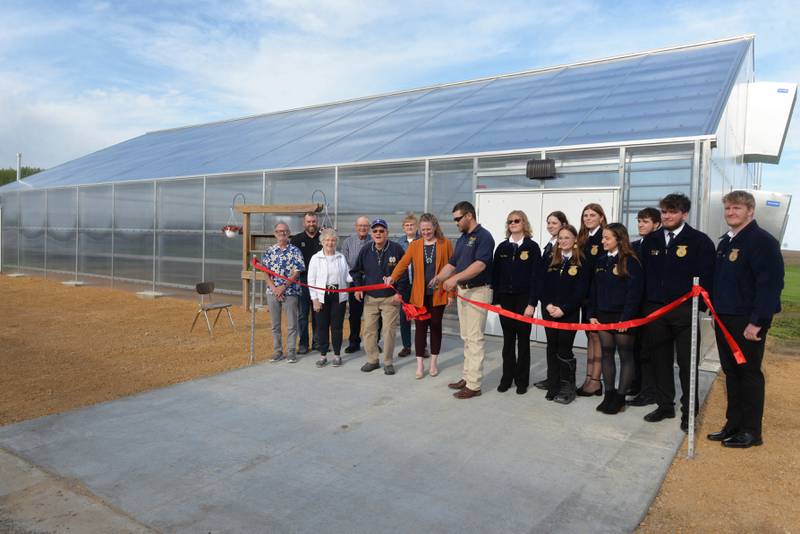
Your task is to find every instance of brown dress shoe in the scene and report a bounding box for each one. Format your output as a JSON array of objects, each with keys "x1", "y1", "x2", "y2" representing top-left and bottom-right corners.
[
  {"x1": 453, "y1": 387, "x2": 481, "y2": 399},
  {"x1": 448, "y1": 379, "x2": 467, "y2": 390}
]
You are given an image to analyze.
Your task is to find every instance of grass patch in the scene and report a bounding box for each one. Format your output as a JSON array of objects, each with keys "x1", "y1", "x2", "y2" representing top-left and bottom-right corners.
[{"x1": 772, "y1": 265, "x2": 800, "y2": 342}]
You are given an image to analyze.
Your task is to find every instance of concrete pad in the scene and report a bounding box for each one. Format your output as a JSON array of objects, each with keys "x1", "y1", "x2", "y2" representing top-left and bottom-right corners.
[
  {"x1": 0, "y1": 448, "x2": 153, "y2": 533},
  {"x1": 0, "y1": 335, "x2": 715, "y2": 533}
]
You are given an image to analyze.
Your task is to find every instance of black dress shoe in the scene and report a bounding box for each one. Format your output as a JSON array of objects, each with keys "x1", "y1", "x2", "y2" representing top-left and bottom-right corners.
[
  {"x1": 626, "y1": 393, "x2": 656, "y2": 407},
  {"x1": 516, "y1": 386, "x2": 527, "y2": 395},
  {"x1": 297, "y1": 346, "x2": 310, "y2": 355},
  {"x1": 707, "y1": 427, "x2": 738, "y2": 442},
  {"x1": 722, "y1": 432, "x2": 763, "y2": 448},
  {"x1": 644, "y1": 407, "x2": 676, "y2": 423},
  {"x1": 344, "y1": 345, "x2": 360, "y2": 354},
  {"x1": 533, "y1": 379, "x2": 549, "y2": 390},
  {"x1": 680, "y1": 419, "x2": 689, "y2": 432},
  {"x1": 497, "y1": 383, "x2": 512, "y2": 393},
  {"x1": 545, "y1": 390, "x2": 556, "y2": 401}
]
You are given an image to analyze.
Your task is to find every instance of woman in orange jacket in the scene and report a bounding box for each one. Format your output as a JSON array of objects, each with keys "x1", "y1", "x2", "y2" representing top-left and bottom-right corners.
[{"x1": 386, "y1": 213, "x2": 454, "y2": 379}]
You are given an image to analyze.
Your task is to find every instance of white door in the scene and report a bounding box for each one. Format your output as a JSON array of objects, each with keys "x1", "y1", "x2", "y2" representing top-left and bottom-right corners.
[{"x1": 476, "y1": 188, "x2": 618, "y2": 346}]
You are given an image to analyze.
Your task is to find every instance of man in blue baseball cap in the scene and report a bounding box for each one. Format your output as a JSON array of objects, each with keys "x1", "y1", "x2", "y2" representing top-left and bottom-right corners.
[{"x1": 350, "y1": 218, "x2": 408, "y2": 375}]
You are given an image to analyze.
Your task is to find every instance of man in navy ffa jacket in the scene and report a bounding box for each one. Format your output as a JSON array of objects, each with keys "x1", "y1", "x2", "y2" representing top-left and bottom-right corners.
[
  {"x1": 708, "y1": 191, "x2": 784, "y2": 448},
  {"x1": 639, "y1": 193, "x2": 715, "y2": 431}
]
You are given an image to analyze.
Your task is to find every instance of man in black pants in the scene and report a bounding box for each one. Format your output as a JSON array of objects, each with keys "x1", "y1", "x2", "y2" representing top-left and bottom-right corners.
[
  {"x1": 708, "y1": 191, "x2": 783, "y2": 448},
  {"x1": 291, "y1": 212, "x2": 321, "y2": 354},
  {"x1": 639, "y1": 193, "x2": 715, "y2": 432},
  {"x1": 628, "y1": 207, "x2": 661, "y2": 406}
]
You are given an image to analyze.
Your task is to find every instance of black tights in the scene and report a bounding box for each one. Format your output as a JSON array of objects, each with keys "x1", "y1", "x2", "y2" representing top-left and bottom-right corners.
[
  {"x1": 598, "y1": 328, "x2": 636, "y2": 394},
  {"x1": 597, "y1": 309, "x2": 637, "y2": 393}
]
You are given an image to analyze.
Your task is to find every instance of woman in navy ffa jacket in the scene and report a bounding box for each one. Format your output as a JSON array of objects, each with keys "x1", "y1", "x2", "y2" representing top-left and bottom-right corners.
[
  {"x1": 491, "y1": 210, "x2": 542, "y2": 394},
  {"x1": 538, "y1": 224, "x2": 590, "y2": 404},
  {"x1": 532, "y1": 210, "x2": 569, "y2": 391},
  {"x1": 576, "y1": 203, "x2": 607, "y2": 396},
  {"x1": 589, "y1": 223, "x2": 644, "y2": 414}
]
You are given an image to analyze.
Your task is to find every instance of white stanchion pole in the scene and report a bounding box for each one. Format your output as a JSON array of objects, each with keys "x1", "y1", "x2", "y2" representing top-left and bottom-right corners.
[
  {"x1": 687, "y1": 276, "x2": 699, "y2": 459},
  {"x1": 249, "y1": 254, "x2": 257, "y2": 365}
]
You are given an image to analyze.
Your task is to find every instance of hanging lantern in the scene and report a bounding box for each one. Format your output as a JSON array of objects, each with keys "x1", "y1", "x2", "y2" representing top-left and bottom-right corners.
[{"x1": 222, "y1": 193, "x2": 246, "y2": 238}]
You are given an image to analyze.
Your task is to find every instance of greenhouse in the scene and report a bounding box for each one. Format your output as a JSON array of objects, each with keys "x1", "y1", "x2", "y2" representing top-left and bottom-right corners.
[{"x1": 0, "y1": 35, "x2": 792, "y2": 296}]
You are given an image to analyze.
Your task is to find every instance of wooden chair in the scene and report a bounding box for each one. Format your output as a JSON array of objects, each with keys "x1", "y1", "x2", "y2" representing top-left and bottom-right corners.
[{"x1": 190, "y1": 282, "x2": 235, "y2": 336}]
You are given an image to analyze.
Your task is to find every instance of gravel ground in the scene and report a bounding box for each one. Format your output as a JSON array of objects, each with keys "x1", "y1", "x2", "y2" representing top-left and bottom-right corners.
[{"x1": 1, "y1": 274, "x2": 798, "y2": 533}]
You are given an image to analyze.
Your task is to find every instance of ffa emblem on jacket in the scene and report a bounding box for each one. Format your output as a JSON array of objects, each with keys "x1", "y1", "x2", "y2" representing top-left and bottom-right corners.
[
  {"x1": 389, "y1": 256, "x2": 397, "y2": 265},
  {"x1": 568, "y1": 265, "x2": 578, "y2": 276},
  {"x1": 676, "y1": 245, "x2": 688, "y2": 258},
  {"x1": 729, "y1": 248, "x2": 739, "y2": 262},
  {"x1": 612, "y1": 265, "x2": 619, "y2": 275},
  {"x1": 591, "y1": 245, "x2": 599, "y2": 256},
  {"x1": 520, "y1": 250, "x2": 529, "y2": 261},
  {"x1": 468, "y1": 236, "x2": 476, "y2": 247}
]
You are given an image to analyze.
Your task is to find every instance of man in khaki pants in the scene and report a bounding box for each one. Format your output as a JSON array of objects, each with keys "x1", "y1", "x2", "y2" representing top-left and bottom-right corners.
[
  {"x1": 351, "y1": 219, "x2": 408, "y2": 375},
  {"x1": 431, "y1": 201, "x2": 495, "y2": 398}
]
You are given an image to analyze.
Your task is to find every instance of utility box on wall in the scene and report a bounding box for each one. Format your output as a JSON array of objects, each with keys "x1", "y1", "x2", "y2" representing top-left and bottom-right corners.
[{"x1": 743, "y1": 82, "x2": 797, "y2": 164}]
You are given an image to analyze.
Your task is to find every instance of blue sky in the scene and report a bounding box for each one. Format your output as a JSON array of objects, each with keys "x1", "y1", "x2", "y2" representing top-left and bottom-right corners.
[{"x1": 1, "y1": 0, "x2": 797, "y2": 246}]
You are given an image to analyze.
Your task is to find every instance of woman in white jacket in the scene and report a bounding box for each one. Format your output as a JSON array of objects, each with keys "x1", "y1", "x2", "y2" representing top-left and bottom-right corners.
[{"x1": 308, "y1": 228, "x2": 352, "y2": 367}]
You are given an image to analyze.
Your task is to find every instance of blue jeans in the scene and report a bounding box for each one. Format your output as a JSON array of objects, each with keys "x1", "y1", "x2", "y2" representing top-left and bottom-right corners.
[{"x1": 297, "y1": 285, "x2": 317, "y2": 349}]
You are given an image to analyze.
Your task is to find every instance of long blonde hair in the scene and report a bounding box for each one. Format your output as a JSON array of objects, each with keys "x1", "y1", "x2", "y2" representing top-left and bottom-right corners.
[
  {"x1": 550, "y1": 225, "x2": 582, "y2": 268},
  {"x1": 504, "y1": 210, "x2": 533, "y2": 239}
]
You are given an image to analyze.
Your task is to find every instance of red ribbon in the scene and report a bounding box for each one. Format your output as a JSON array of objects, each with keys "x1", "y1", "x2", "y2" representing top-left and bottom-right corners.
[{"x1": 252, "y1": 258, "x2": 745, "y2": 364}]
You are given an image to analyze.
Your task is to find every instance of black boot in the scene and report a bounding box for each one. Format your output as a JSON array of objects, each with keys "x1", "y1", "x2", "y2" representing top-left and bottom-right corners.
[
  {"x1": 553, "y1": 357, "x2": 576, "y2": 405},
  {"x1": 601, "y1": 391, "x2": 626, "y2": 415},
  {"x1": 597, "y1": 390, "x2": 614, "y2": 412}
]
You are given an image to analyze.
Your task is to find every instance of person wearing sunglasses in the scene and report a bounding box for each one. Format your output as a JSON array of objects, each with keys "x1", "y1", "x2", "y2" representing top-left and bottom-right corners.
[
  {"x1": 350, "y1": 218, "x2": 408, "y2": 375},
  {"x1": 430, "y1": 201, "x2": 495, "y2": 399},
  {"x1": 491, "y1": 210, "x2": 541, "y2": 395}
]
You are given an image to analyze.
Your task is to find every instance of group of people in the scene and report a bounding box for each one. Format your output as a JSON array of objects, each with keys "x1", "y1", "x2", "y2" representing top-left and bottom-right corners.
[{"x1": 262, "y1": 190, "x2": 784, "y2": 449}]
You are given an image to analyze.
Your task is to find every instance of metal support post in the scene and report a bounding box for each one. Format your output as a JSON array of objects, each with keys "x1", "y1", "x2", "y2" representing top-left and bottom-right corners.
[
  {"x1": 249, "y1": 252, "x2": 257, "y2": 364},
  {"x1": 688, "y1": 276, "x2": 700, "y2": 459}
]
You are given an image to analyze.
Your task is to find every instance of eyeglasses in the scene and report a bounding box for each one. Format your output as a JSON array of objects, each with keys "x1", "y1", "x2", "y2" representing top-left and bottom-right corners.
[
  {"x1": 507, "y1": 218, "x2": 521, "y2": 225},
  {"x1": 371, "y1": 228, "x2": 386, "y2": 234},
  {"x1": 453, "y1": 214, "x2": 466, "y2": 223},
  {"x1": 274, "y1": 230, "x2": 289, "y2": 235}
]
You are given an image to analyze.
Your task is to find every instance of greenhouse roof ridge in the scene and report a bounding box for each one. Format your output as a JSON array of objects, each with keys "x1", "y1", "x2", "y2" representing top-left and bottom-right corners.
[
  {"x1": 150, "y1": 34, "x2": 755, "y2": 135},
  {"x1": 0, "y1": 36, "x2": 753, "y2": 192}
]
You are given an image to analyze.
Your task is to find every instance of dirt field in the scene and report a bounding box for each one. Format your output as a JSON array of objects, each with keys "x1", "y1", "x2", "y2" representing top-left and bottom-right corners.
[{"x1": 1, "y1": 274, "x2": 798, "y2": 532}]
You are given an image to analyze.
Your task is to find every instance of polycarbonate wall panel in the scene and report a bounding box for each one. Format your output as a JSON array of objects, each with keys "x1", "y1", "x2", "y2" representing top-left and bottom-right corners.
[
  {"x1": 46, "y1": 228, "x2": 77, "y2": 273},
  {"x1": 47, "y1": 187, "x2": 78, "y2": 276},
  {"x1": 113, "y1": 231, "x2": 153, "y2": 281},
  {"x1": 430, "y1": 160, "x2": 474, "y2": 238},
  {"x1": 115, "y1": 182, "x2": 155, "y2": 230},
  {"x1": 546, "y1": 149, "x2": 619, "y2": 189},
  {"x1": 1, "y1": 193, "x2": 20, "y2": 269},
  {"x1": 114, "y1": 182, "x2": 155, "y2": 283},
  {"x1": 79, "y1": 186, "x2": 113, "y2": 229},
  {"x1": 19, "y1": 191, "x2": 46, "y2": 271},
  {"x1": 623, "y1": 145, "x2": 693, "y2": 230},
  {"x1": 205, "y1": 174, "x2": 263, "y2": 291},
  {"x1": 157, "y1": 179, "x2": 203, "y2": 287},
  {"x1": 476, "y1": 150, "x2": 618, "y2": 191},
  {"x1": 78, "y1": 186, "x2": 113, "y2": 278},
  {"x1": 267, "y1": 169, "x2": 334, "y2": 231},
  {"x1": 338, "y1": 163, "x2": 425, "y2": 235}
]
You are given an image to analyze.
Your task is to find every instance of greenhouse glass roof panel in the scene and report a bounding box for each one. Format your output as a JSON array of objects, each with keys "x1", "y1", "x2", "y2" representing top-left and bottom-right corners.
[{"x1": 0, "y1": 37, "x2": 751, "y2": 191}]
